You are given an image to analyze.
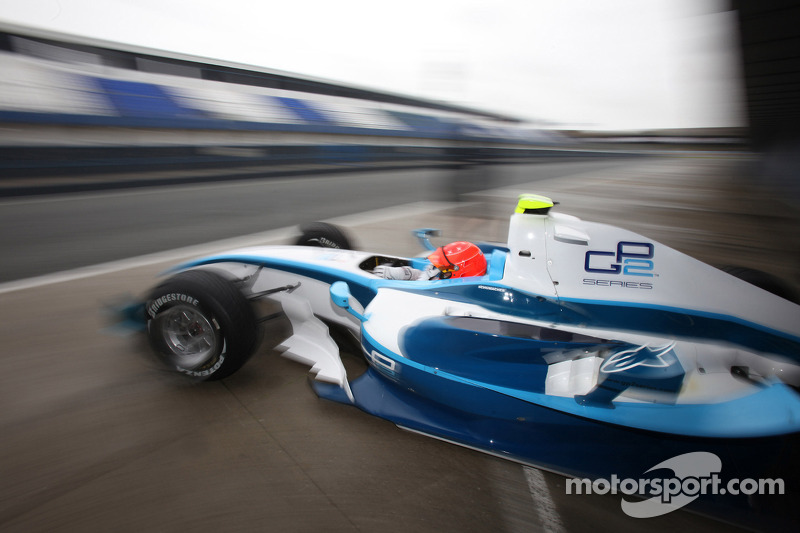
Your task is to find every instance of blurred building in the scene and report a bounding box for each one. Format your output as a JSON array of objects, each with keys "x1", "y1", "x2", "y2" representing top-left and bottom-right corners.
[{"x1": 732, "y1": 0, "x2": 800, "y2": 207}]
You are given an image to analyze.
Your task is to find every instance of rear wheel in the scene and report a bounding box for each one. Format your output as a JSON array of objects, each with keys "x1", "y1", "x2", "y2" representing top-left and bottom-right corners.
[
  {"x1": 146, "y1": 270, "x2": 259, "y2": 380},
  {"x1": 721, "y1": 266, "x2": 799, "y2": 303},
  {"x1": 295, "y1": 222, "x2": 353, "y2": 249}
]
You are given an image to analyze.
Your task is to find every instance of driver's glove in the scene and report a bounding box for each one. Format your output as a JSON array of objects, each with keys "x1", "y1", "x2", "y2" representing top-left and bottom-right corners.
[{"x1": 373, "y1": 265, "x2": 420, "y2": 280}]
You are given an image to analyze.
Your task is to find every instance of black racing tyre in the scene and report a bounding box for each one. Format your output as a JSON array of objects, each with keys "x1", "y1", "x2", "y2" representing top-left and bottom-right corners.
[
  {"x1": 145, "y1": 270, "x2": 259, "y2": 381},
  {"x1": 294, "y1": 222, "x2": 353, "y2": 249},
  {"x1": 721, "y1": 266, "x2": 799, "y2": 304}
]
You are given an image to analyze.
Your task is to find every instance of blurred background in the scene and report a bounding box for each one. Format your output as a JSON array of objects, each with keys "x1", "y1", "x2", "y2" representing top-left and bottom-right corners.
[
  {"x1": 1, "y1": 1, "x2": 799, "y2": 532},
  {"x1": 0, "y1": 0, "x2": 797, "y2": 284}
]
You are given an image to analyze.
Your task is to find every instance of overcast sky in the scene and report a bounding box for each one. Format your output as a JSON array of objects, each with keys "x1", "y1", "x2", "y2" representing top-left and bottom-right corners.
[{"x1": 0, "y1": 0, "x2": 746, "y2": 130}]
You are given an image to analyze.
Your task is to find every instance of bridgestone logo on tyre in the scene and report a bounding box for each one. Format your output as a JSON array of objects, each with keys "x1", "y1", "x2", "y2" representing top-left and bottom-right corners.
[{"x1": 148, "y1": 293, "x2": 200, "y2": 318}]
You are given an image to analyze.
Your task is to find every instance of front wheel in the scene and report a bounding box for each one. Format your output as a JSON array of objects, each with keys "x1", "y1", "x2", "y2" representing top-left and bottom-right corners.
[{"x1": 146, "y1": 270, "x2": 259, "y2": 380}]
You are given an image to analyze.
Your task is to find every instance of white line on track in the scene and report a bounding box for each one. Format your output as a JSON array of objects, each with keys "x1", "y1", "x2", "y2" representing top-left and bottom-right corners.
[
  {"x1": 0, "y1": 201, "x2": 457, "y2": 295},
  {"x1": 524, "y1": 466, "x2": 566, "y2": 533}
]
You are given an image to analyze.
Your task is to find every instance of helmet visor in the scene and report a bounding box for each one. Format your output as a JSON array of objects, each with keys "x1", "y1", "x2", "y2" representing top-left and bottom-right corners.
[{"x1": 428, "y1": 246, "x2": 456, "y2": 278}]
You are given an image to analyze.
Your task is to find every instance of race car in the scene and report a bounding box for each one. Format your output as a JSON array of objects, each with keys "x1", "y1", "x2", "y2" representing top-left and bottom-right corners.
[{"x1": 131, "y1": 193, "x2": 800, "y2": 479}]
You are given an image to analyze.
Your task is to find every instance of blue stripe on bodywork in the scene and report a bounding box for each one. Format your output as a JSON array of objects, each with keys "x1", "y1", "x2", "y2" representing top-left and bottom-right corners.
[
  {"x1": 361, "y1": 328, "x2": 800, "y2": 438},
  {"x1": 399, "y1": 316, "x2": 685, "y2": 404},
  {"x1": 557, "y1": 296, "x2": 800, "y2": 362},
  {"x1": 169, "y1": 253, "x2": 379, "y2": 307},
  {"x1": 396, "y1": 283, "x2": 800, "y2": 361},
  {"x1": 399, "y1": 315, "x2": 612, "y2": 392}
]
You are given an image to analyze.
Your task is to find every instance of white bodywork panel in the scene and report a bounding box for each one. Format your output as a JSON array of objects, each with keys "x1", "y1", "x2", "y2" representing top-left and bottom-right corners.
[
  {"x1": 271, "y1": 291, "x2": 353, "y2": 401},
  {"x1": 545, "y1": 356, "x2": 602, "y2": 397},
  {"x1": 503, "y1": 212, "x2": 800, "y2": 342}
]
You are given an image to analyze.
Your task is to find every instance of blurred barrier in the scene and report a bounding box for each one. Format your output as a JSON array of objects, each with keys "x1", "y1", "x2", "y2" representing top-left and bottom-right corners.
[
  {"x1": 0, "y1": 27, "x2": 639, "y2": 196},
  {"x1": 0, "y1": 144, "x2": 624, "y2": 178},
  {"x1": 0, "y1": 50, "x2": 562, "y2": 145}
]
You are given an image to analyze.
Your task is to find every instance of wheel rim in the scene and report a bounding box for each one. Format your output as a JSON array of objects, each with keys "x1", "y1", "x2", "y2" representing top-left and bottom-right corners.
[{"x1": 159, "y1": 304, "x2": 219, "y2": 369}]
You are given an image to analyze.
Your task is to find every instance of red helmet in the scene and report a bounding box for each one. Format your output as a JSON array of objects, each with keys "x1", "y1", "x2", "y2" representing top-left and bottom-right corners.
[{"x1": 428, "y1": 241, "x2": 486, "y2": 279}]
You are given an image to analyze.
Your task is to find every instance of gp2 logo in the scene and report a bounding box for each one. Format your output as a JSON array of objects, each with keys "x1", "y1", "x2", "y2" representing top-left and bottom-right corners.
[{"x1": 584, "y1": 241, "x2": 654, "y2": 277}]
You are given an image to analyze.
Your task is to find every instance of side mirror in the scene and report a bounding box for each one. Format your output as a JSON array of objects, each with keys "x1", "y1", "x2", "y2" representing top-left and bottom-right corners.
[
  {"x1": 330, "y1": 281, "x2": 366, "y2": 322},
  {"x1": 413, "y1": 228, "x2": 441, "y2": 251}
]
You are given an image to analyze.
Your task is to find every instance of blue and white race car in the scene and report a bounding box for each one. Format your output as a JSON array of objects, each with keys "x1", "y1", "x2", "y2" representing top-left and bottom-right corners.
[{"x1": 134, "y1": 194, "x2": 800, "y2": 481}]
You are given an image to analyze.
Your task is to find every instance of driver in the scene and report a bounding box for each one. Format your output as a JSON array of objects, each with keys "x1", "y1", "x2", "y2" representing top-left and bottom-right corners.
[{"x1": 373, "y1": 241, "x2": 487, "y2": 280}]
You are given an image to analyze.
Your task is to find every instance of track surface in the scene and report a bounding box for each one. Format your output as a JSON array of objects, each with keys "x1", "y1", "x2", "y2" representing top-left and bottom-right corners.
[{"x1": 2, "y1": 157, "x2": 798, "y2": 532}]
